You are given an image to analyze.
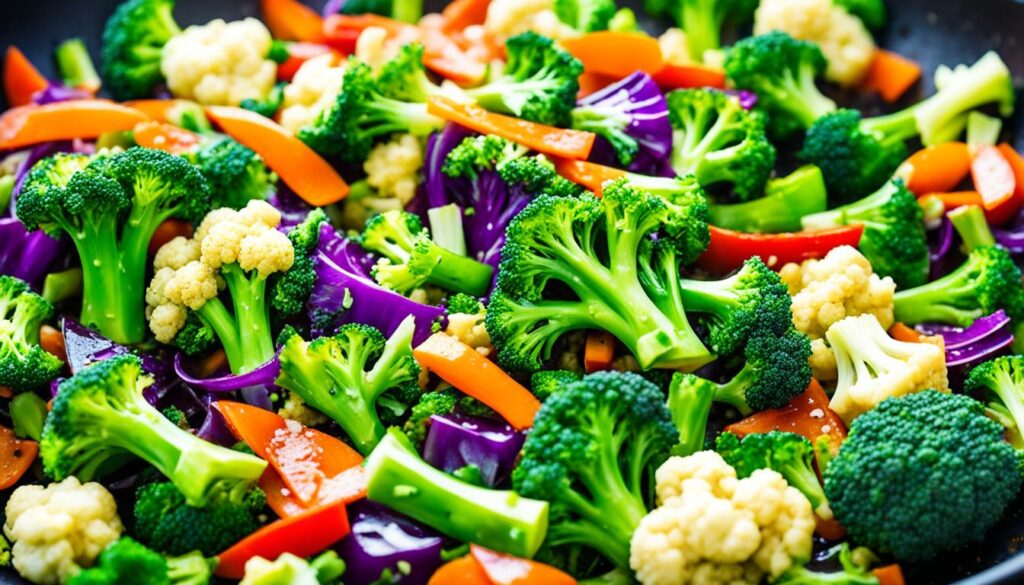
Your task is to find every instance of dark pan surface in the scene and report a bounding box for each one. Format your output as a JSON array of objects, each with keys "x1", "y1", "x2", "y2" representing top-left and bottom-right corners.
[{"x1": 2, "y1": 0, "x2": 1024, "y2": 583}]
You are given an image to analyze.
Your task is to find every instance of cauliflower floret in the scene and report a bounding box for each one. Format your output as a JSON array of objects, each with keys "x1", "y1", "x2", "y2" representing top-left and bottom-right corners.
[
  {"x1": 484, "y1": 0, "x2": 578, "y2": 41},
  {"x1": 782, "y1": 246, "x2": 896, "y2": 380},
  {"x1": 153, "y1": 236, "x2": 200, "y2": 271},
  {"x1": 630, "y1": 451, "x2": 815, "y2": 585},
  {"x1": 163, "y1": 261, "x2": 219, "y2": 311},
  {"x1": 754, "y1": 0, "x2": 875, "y2": 86},
  {"x1": 364, "y1": 134, "x2": 425, "y2": 205},
  {"x1": 445, "y1": 312, "x2": 492, "y2": 356},
  {"x1": 161, "y1": 18, "x2": 277, "y2": 106},
  {"x1": 279, "y1": 54, "x2": 347, "y2": 135},
  {"x1": 826, "y1": 314, "x2": 949, "y2": 424},
  {"x1": 278, "y1": 391, "x2": 329, "y2": 427},
  {"x1": 658, "y1": 28, "x2": 693, "y2": 66},
  {"x1": 4, "y1": 478, "x2": 123, "y2": 585},
  {"x1": 237, "y1": 228, "x2": 294, "y2": 276}
]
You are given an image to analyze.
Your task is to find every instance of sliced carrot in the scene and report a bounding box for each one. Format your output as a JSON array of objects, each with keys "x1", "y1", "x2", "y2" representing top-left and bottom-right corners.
[
  {"x1": 261, "y1": 0, "x2": 324, "y2": 42},
  {"x1": 132, "y1": 121, "x2": 201, "y2": 155},
  {"x1": 0, "y1": 426, "x2": 37, "y2": 490},
  {"x1": 262, "y1": 465, "x2": 368, "y2": 518},
  {"x1": 0, "y1": 100, "x2": 149, "y2": 150},
  {"x1": 4, "y1": 47, "x2": 48, "y2": 107},
  {"x1": 470, "y1": 545, "x2": 576, "y2": 585},
  {"x1": 726, "y1": 379, "x2": 847, "y2": 452},
  {"x1": 428, "y1": 96, "x2": 595, "y2": 160},
  {"x1": 0, "y1": 387, "x2": 12, "y2": 400},
  {"x1": 860, "y1": 49, "x2": 922, "y2": 103},
  {"x1": 584, "y1": 331, "x2": 615, "y2": 373},
  {"x1": 428, "y1": 555, "x2": 491, "y2": 585},
  {"x1": 972, "y1": 144, "x2": 1017, "y2": 210},
  {"x1": 888, "y1": 322, "x2": 922, "y2": 343},
  {"x1": 205, "y1": 106, "x2": 349, "y2": 206},
  {"x1": 873, "y1": 565, "x2": 906, "y2": 585},
  {"x1": 39, "y1": 324, "x2": 67, "y2": 366},
  {"x1": 148, "y1": 219, "x2": 194, "y2": 256},
  {"x1": 815, "y1": 518, "x2": 846, "y2": 541},
  {"x1": 122, "y1": 99, "x2": 184, "y2": 123},
  {"x1": 441, "y1": 0, "x2": 491, "y2": 32},
  {"x1": 896, "y1": 142, "x2": 971, "y2": 196},
  {"x1": 414, "y1": 333, "x2": 541, "y2": 430},
  {"x1": 215, "y1": 499, "x2": 350, "y2": 579},
  {"x1": 653, "y1": 63, "x2": 726, "y2": 90},
  {"x1": 561, "y1": 32, "x2": 664, "y2": 78},
  {"x1": 552, "y1": 158, "x2": 626, "y2": 196},
  {"x1": 577, "y1": 72, "x2": 618, "y2": 99}
]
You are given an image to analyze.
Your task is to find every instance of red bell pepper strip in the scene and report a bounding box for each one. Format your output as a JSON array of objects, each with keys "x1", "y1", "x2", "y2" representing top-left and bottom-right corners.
[
  {"x1": 560, "y1": 32, "x2": 664, "y2": 78},
  {"x1": 4, "y1": 46, "x2": 48, "y2": 107},
  {"x1": 261, "y1": 0, "x2": 324, "y2": 42},
  {"x1": 726, "y1": 379, "x2": 848, "y2": 453},
  {"x1": 698, "y1": 225, "x2": 865, "y2": 273},
  {"x1": 972, "y1": 144, "x2": 1018, "y2": 212},
  {"x1": 552, "y1": 158, "x2": 625, "y2": 196},
  {"x1": 470, "y1": 545, "x2": 577, "y2": 585},
  {"x1": 276, "y1": 43, "x2": 336, "y2": 82},
  {"x1": 653, "y1": 63, "x2": 727, "y2": 90},
  {"x1": 215, "y1": 499, "x2": 350, "y2": 579},
  {"x1": 998, "y1": 143, "x2": 1024, "y2": 201},
  {"x1": 0, "y1": 100, "x2": 149, "y2": 150}
]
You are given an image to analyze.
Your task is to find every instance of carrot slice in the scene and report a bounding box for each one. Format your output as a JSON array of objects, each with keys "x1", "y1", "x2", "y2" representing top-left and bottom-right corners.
[
  {"x1": 262, "y1": 465, "x2": 368, "y2": 518},
  {"x1": 470, "y1": 545, "x2": 577, "y2": 585},
  {"x1": 896, "y1": 142, "x2": 971, "y2": 196},
  {"x1": 121, "y1": 99, "x2": 185, "y2": 123},
  {"x1": 441, "y1": 0, "x2": 491, "y2": 32},
  {"x1": 148, "y1": 219, "x2": 194, "y2": 255},
  {"x1": 860, "y1": 49, "x2": 922, "y2": 102},
  {"x1": 561, "y1": 32, "x2": 664, "y2": 78},
  {"x1": 4, "y1": 47, "x2": 48, "y2": 107},
  {"x1": 653, "y1": 63, "x2": 727, "y2": 90},
  {"x1": 428, "y1": 96, "x2": 595, "y2": 160},
  {"x1": 419, "y1": 26, "x2": 488, "y2": 85},
  {"x1": 0, "y1": 100, "x2": 149, "y2": 150},
  {"x1": 552, "y1": 158, "x2": 626, "y2": 196},
  {"x1": 414, "y1": 333, "x2": 541, "y2": 430},
  {"x1": 205, "y1": 106, "x2": 349, "y2": 206},
  {"x1": 39, "y1": 324, "x2": 67, "y2": 366},
  {"x1": 132, "y1": 121, "x2": 201, "y2": 154},
  {"x1": 0, "y1": 425, "x2": 38, "y2": 490},
  {"x1": 577, "y1": 72, "x2": 618, "y2": 99},
  {"x1": 873, "y1": 565, "x2": 906, "y2": 585},
  {"x1": 972, "y1": 144, "x2": 1017, "y2": 210},
  {"x1": 428, "y1": 556, "x2": 492, "y2": 585},
  {"x1": 726, "y1": 379, "x2": 848, "y2": 449},
  {"x1": 888, "y1": 322, "x2": 922, "y2": 343},
  {"x1": 261, "y1": 0, "x2": 324, "y2": 42},
  {"x1": 0, "y1": 387, "x2": 12, "y2": 400},
  {"x1": 584, "y1": 331, "x2": 615, "y2": 373}
]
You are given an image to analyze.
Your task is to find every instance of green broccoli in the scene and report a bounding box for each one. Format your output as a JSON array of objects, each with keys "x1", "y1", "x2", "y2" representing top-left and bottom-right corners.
[
  {"x1": 134, "y1": 481, "x2": 265, "y2": 557},
  {"x1": 358, "y1": 210, "x2": 494, "y2": 296},
  {"x1": 0, "y1": 276, "x2": 63, "y2": 390},
  {"x1": 724, "y1": 32, "x2": 837, "y2": 138},
  {"x1": 704, "y1": 330, "x2": 812, "y2": 414},
  {"x1": 801, "y1": 52, "x2": 1015, "y2": 202},
  {"x1": 513, "y1": 371, "x2": 676, "y2": 570},
  {"x1": 666, "y1": 372, "x2": 714, "y2": 456},
  {"x1": 802, "y1": 179, "x2": 929, "y2": 287},
  {"x1": 402, "y1": 390, "x2": 458, "y2": 448},
  {"x1": 365, "y1": 427, "x2": 550, "y2": 557},
  {"x1": 774, "y1": 544, "x2": 880, "y2": 584},
  {"x1": 619, "y1": 174, "x2": 712, "y2": 262},
  {"x1": 39, "y1": 354, "x2": 267, "y2": 506},
  {"x1": 485, "y1": 179, "x2": 713, "y2": 372},
  {"x1": 949, "y1": 203, "x2": 996, "y2": 253},
  {"x1": 17, "y1": 148, "x2": 210, "y2": 344},
  {"x1": 824, "y1": 390, "x2": 1021, "y2": 560},
  {"x1": 337, "y1": 0, "x2": 422, "y2": 22},
  {"x1": 716, "y1": 431, "x2": 832, "y2": 520},
  {"x1": 465, "y1": 32, "x2": 583, "y2": 127},
  {"x1": 55, "y1": 38, "x2": 102, "y2": 92},
  {"x1": 666, "y1": 89, "x2": 776, "y2": 201},
  {"x1": 272, "y1": 209, "x2": 327, "y2": 318},
  {"x1": 833, "y1": 0, "x2": 887, "y2": 29},
  {"x1": 442, "y1": 134, "x2": 584, "y2": 200},
  {"x1": 530, "y1": 369, "x2": 581, "y2": 401},
  {"x1": 965, "y1": 356, "x2": 1024, "y2": 444},
  {"x1": 446, "y1": 293, "x2": 485, "y2": 315},
  {"x1": 240, "y1": 82, "x2": 286, "y2": 119},
  {"x1": 68, "y1": 537, "x2": 214, "y2": 585},
  {"x1": 187, "y1": 137, "x2": 273, "y2": 209},
  {"x1": 101, "y1": 0, "x2": 181, "y2": 100},
  {"x1": 644, "y1": 0, "x2": 758, "y2": 63},
  {"x1": 554, "y1": 0, "x2": 617, "y2": 32},
  {"x1": 708, "y1": 165, "x2": 828, "y2": 233},
  {"x1": 173, "y1": 312, "x2": 215, "y2": 357},
  {"x1": 276, "y1": 315, "x2": 420, "y2": 454}
]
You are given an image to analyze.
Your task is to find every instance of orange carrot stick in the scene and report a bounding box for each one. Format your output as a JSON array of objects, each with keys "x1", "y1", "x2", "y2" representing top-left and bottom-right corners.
[
  {"x1": 584, "y1": 331, "x2": 616, "y2": 373},
  {"x1": 872, "y1": 565, "x2": 906, "y2": 585},
  {"x1": 972, "y1": 144, "x2": 1017, "y2": 211},
  {"x1": 0, "y1": 100, "x2": 149, "y2": 150},
  {"x1": 925, "y1": 190, "x2": 1019, "y2": 225},
  {"x1": 441, "y1": 0, "x2": 491, "y2": 32},
  {"x1": 261, "y1": 0, "x2": 324, "y2": 42},
  {"x1": 132, "y1": 121, "x2": 201, "y2": 154},
  {"x1": 888, "y1": 322, "x2": 922, "y2": 343},
  {"x1": 205, "y1": 106, "x2": 349, "y2": 206},
  {"x1": 860, "y1": 49, "x2": 921, "y2": 103},
  {"x1": 428, "y1": 555, "x2": 492, "y2": 585},
  {"x1": 427, "y1": 96, "x2": 595, "y2": 160},
  {"x1": 0, "y1": 425, "x2": 37, "y2": 490},
  {"x1": 39, "y1": 324, "x2": 67, "y2": 366},
  {"x1": 470, "y1": 545, "x2": 577, "y2": 585},
  {"x1": 148, "y1": 219, "x2": 194, "y2": 255},
  {"x1": 561, "y1": 32, "x2": 664, "y2": 78},
  {"x1": 895, "y1": 142, "x2": 971, "y2": 196},
  {"x1": 0, "y1": 387, "x2": 12, "y2": 400},
  {"x1": 4, "y1": 47, "x2": 48, "y2": 107},
  {"x1": 552, "y1": 158, "x2": 626, "y2": 196},
  {"x1": 414, "y1": 333, "x2": 541, "y2": 430},
  {"x1": 121, "y1": 99, "x2": 184, "y2": 123}
]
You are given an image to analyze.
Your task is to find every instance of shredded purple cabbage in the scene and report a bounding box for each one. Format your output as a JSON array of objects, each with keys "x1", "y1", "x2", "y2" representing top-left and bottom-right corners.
[
  {"x1": 916, "y1": 310, "x2": 1015, "y2": 368},
  {"x1": 269, "y1": 186, "x2": 315, "y2": 230},
  {"x1": 335, "y1": 500, "x2": 444, "y2": 585},
  {"x1": 0, "y1": 218, "x2": 63, "y2": 286},
  {"x1": 724, "y1": 89, "x2": 758, "y2": 110}
]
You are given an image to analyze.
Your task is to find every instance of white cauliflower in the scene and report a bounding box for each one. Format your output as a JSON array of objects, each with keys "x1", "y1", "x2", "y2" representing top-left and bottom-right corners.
[
  {"x1": 239, "y1": 553, "x2": 319, "y2": 585},
  {"x1": 364, "y1": 134, "x2": 424, "y2": 205},
  {"x1": 445, "y1": 312, "x2": 492, "y2": 356},
  {"x1": 754, "y1": 0, "x2": 875, "y2": 86},
  {"x1": 4, "y1": 478, "x2": 123, "y2": 585},
  {"x1": 781, "y1": 246, "x2": 896, "y2": 381},
  {"x1": 152, "y1": 236, "x2": 200, "y2": 271},
  {"x1": 826, "y1": 314, "x2": 949, "y2": 424},
  {"x1": 161, "y1": 18, "x2": 277, "y2": 106},
  {"x1": 278, "y1": 391, "x2": 329, "y2": 427},
  {"x1": 630, "y1": 451, "x2": 816, "y2": 585},
  {"x1": 279, "y1": 53, "x2": 347, "y2": 135},
  {"x1": 484, "y1": 0, "x2": 578, "y2": 42},
  {"x1": 658, "y1": 28, "x2": 692, "y2": 66}
]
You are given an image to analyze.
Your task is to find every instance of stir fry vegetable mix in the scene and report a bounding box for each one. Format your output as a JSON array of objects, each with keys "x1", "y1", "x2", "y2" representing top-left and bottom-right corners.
[{"x1": 0, "y1": 0, "x2": 1022, "y2": 583}]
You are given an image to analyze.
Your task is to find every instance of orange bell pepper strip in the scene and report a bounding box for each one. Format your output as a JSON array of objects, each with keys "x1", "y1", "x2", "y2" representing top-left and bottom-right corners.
[
  {"x1": 888, "y1": 322, "x2": 922, "y2": 343},
  {"x1": 215, "y1": 499, "x2": 351, "y2": 579},
  {"x1": 261, "y1": 0, "x2": 324, "y2": 42},
  {"x1": 653, "y1": 63, "x2": 727, "y2": 90},
  {"x1": 552, "y1": 158, "x2": 626, "y2": 196},
  {"x1": 4, "y1": 46, "x2": 48, "y2": 107},
  {"x1": 263, "y1": 465, "x2": 368, "y2": 518},
  {"x1": 39, "y1": 324, "x2": 68, "y2": 366},
  {"x1": 428, "y1": 96, "x2": 596, "y2": 160},
  {"x1": 698, "y1": 225, "x2": 865, "y2": 273},
  {"x1": 577, "y1": 72, "x2": 619, "y2": 99},
  {"x1": 121, "y1": 99, "x2": 184, "y2": 123},
  {"x1": 873, "y1": 564, "x2": 906, "y2": 585},
  {"x1": 561, "y1": 32, "x2": 664, "y2": 78},
  {"x1": 132, "y1": 121, "x2": 201, "y2": 154},
  {"x1": 470, "y1": 545, "x2": 577, "y2": 585},
  {"x1": 414, "y1": 333, "x2": 541, "y2": 430},
  {"x1": 860, "y1": 49, "x2": 921, "y2": 103},
  {"x1": 923, "y1": 191, "x2": 1019, "y2": 226},
  {"x1": 205, "y1": 106, "x2": 349, "y2": 206},
  {"x1": 441, "y1": 0, "x2": 491, "y2": 32},
  {"x1": 895, "y1": 142, "x2": 972, "y2": 196},
  {"x1": 0, "y1": 425, "x2": 38, "y2": 490},
  {"x1": 148, "y1": 219, "x2": 194, "y2": 255},
  {"x1": 726, "y1": 379, "x2": 848, "y2": 451},
  {"x1": 0, "y1": 100, "x2": 149, "y2": 150},
  {"x1": 997, "y1": 143, "x2": 1024, "y2": 201},
  {"x1": 419, "y1": 26, "x2": 488, "y2": 85},
  {"x1": 584, "y1": 331, "x2": 616, "y2": 373},
  {"x1": 428, "y1": 555, "x2": 492, "y2": 585},
  {"x1": 972, "y1": 144, "x2": 1018, "y2": 211}
]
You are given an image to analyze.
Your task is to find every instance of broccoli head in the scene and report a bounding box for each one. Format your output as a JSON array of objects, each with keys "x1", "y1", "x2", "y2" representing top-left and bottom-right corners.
[
  {"x1": 530, "y1": 369, "x2": 581, "y2": 401},
  {"x1": 0, "y1": 276, "x2": 63, "y2": 390},
  {"x1": 445, "y1": 293, "x2": 485, "y2": 316},
  {"x1": 965, "y1": 356, "x2": 1024, "y2": 443},
  {"x1": 555, "y1": 0, "x2": 617, "y2": 32},
  {"x1": 707, "y1": 329, "x2": 813, "y2": 414},
  {"x1": 824, "y1": 390, "x2": 1022, "y2": 561},
  {"x1": 834, "y1": 0, "x2": 887, "y2": 29},
  {"x1": 187, "y1": 137, "x2": 273, "y2": 209},
  {"x1": 101, "y1": 0, "x2": 182, "y2": 100},
  {"x1": 68, "y1": 537, "x2": 214, "y2": 585},
  {"x1": 272, "y1": 209, "x2": 327, "y2": 318}
]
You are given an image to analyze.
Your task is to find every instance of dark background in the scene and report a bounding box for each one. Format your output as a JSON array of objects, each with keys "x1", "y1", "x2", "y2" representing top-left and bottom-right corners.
[{"x1": 3, "y1": 0, "x2": 1024, "y2": 583}]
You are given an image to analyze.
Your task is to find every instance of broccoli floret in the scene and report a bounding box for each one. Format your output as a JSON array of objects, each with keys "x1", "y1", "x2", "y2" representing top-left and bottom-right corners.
[
  {"x1": 486, "y1": 180, "x2": 713, "y2": 372},
  {"x1": 965, "y1": 356, "x2": 1024, "y2": 443},
  {"x1": 442, "y1": 134, "x2": 529, "y2": 179},
  {"x1": 620, "y1": 174, "x2": 711, "y2": 262},
  {"x1": 402, "y1": 390, "x2": 458, "y2": 448},
  {"x1": 358, "y1": 210, "x2": 494, "y2": 296},
  {"x1": 724, "y1": 32, "x2": 837, "y2": 138},
  {"x1": 55, "y1": 38, "x2": 102, "y2": 92},
  {"x1": 708, "y1": 165, "x2": 828, "y2": 233},
  {"x1": 445, "y1": 293, "x2": 484, "y2": 315},
  {"x1": 0, "y1": 276, "x2": 63, "y2": 390},
  {"x1": 365, "y1": 427, "x2": 550, "y2": 556},
  {"x1": 276, "y1": 315, "x2": 420, "y2": 454},
  {"x1": 513, "y1": 371, "x2": 675, "y2": 570},
  {"x1": 134, "y1": 481, "x2": 265, "y2": 557},
  {"x1": 465, "y1": 32, "x2": 583, "y2": 127},
  {"x1": 802, "y1": 179, "x2": 929, "y2": 287},
  {"x1": 188, "y1": 137, "x2": 273, "y2": 209},
  {"x1": 645, "y1": 0, "x2": 757, "y2": 63},
  {"x1": 893, "y1": 245, "x2": 1024, "y2": 327},
  {"x1": 666, "y1": 372, "x2": 714, "y2": 456},
  {"x1": 833, "y1": 0, "x2": 886, "y2": 29},
  {"x1": 337, "y1": 0, "x2": 422, "y2": 22},
  {"x1": 667, "y1": 89, "x2": 776, "y2": 201},
  {"x1": 774, "y1": 543, "x2": 879, "y2": 584},
  {"x1": 801, "y1": 52, "x2": 1015, "y2": 202},
  {"x1": 18, "y1": 148, "x2": 209, "y2": 344},
  {"x1": 173, "y1": 312, "x2": 215, "y2": 357},
  {"x1": 717, "y1": 431, "x2": 832, "y2": 519},
  {"x1": 272, "y1": 209, "x2": 327, "y2": 317},
  {"x1": 240, "y1": 81, "x2": 286, "y2": 119},
  {"x1": 824, "y1": 390, "x2": 1022, "y2": 560},
  {"x1": 530, "y1": 369, "x2": 580, "y2": 401},
  {"x1": 375, "y1": 43, "x2": 442, "y2": 103},
  {"x1": 68, "y1": 537, "x2": 214, "y2": 585},
  {"x1": 555, "y1": 0, "x2": 617, "y2": 32},
  {"x1": 706, "y1": 330, "x2": 812, "y2": 414},
  {"x1": 40, "y1": 354, "x2": 267, "y2": 505},
  {"x1": 101, "y1": 0, "x2": 181, "y2": 100}
]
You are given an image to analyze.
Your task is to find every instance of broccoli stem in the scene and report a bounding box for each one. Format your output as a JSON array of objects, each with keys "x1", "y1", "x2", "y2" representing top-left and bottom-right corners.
[
  {"x1": 949, "y1": 204, "x2": 996, "y2": 253},
  {"x1": 915, "y1": 52, "x2": 1014, "y2": 145},
  {"x1": 221, "y1": 265, "x2": 275, "y2": 374},
  {"x1": 709, "y1": 165, "x2": 827, "y2": 233},
  {"x1": 800, "y1": 181, "x2": 893, "y2": 231},
  {"x1": 667, "y1": 376, "x2": 714, "y2": 456},
  {"x1": 712, "y1": 364, "x2": 758, "y2": 415},
  {"x1": 892, "y1": 269, "x2": 985, "y2": 326},
  {"x1": 423, "y1": 245, "x2": 494, "y2": 297},
  {"x1": 318, "y1": 361, "x2": 383, "y2": 453},
  {"x1": 679, "y1": 0, "x2": 722, "y2": 61},
  {"x1": 54, "y1": 38, "x2": 101, "y2": 90},
  {"x1": 783, "y1": 66, "x2": 838, "y2": 128},
  {"x1": 74, "y1": 219, "x2": 146, "y2": 345},
  {"x1": 862, "y1": 107, "x2": 921, "y2": 146},
  {"x1": 779, "y1": 460, "x2": 831, "y2": 519},
  {"x1": 365, "y1": 429, "x2": 550, "y2": 558}
]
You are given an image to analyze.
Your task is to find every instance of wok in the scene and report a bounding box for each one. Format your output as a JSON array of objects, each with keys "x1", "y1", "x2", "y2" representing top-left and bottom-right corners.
[{"x1": 1, "y1": 0, "x2": 1024, "y2": 583}]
